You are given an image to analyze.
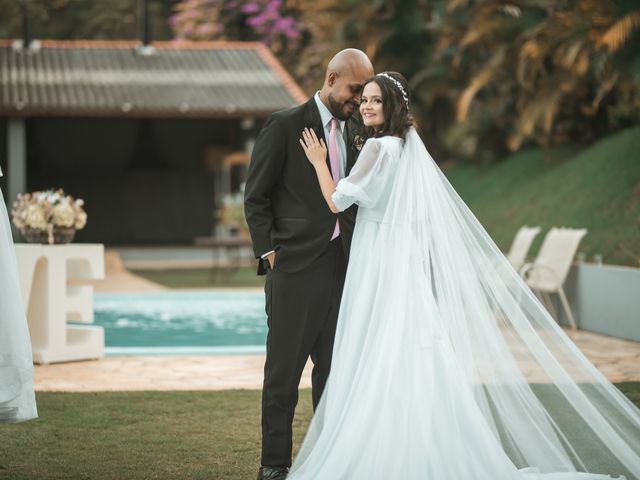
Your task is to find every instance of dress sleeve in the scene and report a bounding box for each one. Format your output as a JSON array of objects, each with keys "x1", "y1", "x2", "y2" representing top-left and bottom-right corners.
[{"x1": 332, "y1": 138, "x2": 389, "y2": 211}]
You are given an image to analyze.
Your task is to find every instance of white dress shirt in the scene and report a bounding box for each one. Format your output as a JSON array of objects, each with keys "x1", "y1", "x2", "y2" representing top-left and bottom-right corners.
[{"x1": 313, "y1": 92, "x2": 347, "y2": 178}]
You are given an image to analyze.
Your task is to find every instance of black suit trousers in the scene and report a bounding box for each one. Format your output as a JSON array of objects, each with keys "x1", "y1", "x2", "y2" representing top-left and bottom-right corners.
[{"x1": 261, "y1": 238, "x2": 347, "y2": 467}]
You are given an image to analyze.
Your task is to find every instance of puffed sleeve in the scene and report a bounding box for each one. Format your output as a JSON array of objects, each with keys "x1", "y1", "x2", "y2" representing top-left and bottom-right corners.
[{"x1": 332, "y1": 138, "x2": 390, "y2": 211}]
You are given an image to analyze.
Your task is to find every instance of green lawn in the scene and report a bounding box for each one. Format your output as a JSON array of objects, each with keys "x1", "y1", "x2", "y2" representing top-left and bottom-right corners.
[
  {"x1": 1, "y1": 385, "x2": 639, "y2": 480},
  {"x1": 446, "y1": 126, "x2": 640, "y2": 266},
  {"x1": 0, "y1": 390, "x2": 312, "y2": 480}
]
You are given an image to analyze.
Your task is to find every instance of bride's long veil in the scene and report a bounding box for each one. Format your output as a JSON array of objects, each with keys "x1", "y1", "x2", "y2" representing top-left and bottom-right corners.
[
  {"x1": 380, "y1": 127, "x2": 640, "y2": 477},
  {"x1": 291, "y1": 127, "x2": 640, "y2": 479},
  {"x1": 0, "y1": 188, "x2": 37, "y2": 423}
]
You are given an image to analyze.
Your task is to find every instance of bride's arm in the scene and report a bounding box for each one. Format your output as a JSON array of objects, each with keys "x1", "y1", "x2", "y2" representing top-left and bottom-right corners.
[
  {"x1": 299, "y1": 128, "x2": 340, "y2": 213},
  {"x1": 301, "y1": 128, "x2": 388, "y2": 212}
]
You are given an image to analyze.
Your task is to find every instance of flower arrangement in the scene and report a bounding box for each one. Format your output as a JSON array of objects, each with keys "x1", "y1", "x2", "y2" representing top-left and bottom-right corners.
[{"x1": 11, "y1": 189, "x2": 87, "y2": 244}]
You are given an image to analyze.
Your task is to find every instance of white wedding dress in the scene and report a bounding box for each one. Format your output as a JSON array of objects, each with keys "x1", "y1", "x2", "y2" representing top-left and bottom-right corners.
[
  {"x1": 0, "y1": 168, "x2": 37, "y2": 423},
  {"x1": 288, "y1": 131, "x2": 640, "y2": 479}
]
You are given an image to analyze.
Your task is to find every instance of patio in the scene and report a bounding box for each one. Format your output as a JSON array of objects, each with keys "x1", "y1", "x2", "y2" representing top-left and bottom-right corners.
[{"x1": 34, "y1": 328, "x2": 640, "y2": 392}]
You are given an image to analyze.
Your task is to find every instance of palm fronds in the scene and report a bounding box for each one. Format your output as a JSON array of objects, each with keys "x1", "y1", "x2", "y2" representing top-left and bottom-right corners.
[
  {"x1": 416, "y1": 0, "x2": 640, "y2": 161},
  {"x1": 598, "y1": 10, "x2": 640, "y2": 52}
]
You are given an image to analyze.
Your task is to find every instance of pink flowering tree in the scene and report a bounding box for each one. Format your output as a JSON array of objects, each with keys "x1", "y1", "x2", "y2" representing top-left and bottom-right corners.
[{"x1": 170, "y1": 0, "x2": 303, "y2": 55}]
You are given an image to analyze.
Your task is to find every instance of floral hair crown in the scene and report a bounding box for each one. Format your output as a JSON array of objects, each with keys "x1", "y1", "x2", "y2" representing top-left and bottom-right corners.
[{"x1": 377, "y1": 73, "x2": 409, "y2": 108}]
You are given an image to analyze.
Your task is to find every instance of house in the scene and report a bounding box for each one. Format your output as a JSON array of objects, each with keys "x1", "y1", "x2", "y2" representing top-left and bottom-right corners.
[{"x1": 0, "y1": 39, "x2": 306, "y2": 243}]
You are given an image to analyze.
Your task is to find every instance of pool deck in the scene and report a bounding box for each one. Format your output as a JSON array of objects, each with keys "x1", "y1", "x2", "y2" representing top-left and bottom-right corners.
[
  {"x1": 34, "y1": 250, "x2": 639, "y2": 392},
  {"x1": 34, "y1": 328, "x2": 640, "y2": 392},
  {"x1": 34, "y1": 355, "x2": 311, "y2": 392}
]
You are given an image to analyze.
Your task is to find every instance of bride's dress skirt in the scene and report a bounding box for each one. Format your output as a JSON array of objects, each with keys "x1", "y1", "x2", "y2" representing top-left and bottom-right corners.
[
  {"x1": 289, "y1": 217, "x2": 634, "y2": 479},
  {"x1": 0, "y1": 189, "x2": 37, "y2": 423}
]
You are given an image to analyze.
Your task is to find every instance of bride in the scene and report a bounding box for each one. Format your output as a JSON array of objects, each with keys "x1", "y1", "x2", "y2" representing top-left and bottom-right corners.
[
  {"x1": 293, "y1": 72, "x2": 640, "y2": 479},
  {"x1": 0, "y1": 167, "x2": 37, "y2": 423}
]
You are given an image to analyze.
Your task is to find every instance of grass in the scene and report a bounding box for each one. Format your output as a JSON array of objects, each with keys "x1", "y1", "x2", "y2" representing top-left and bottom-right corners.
[
  {"x1": 0, "y1": 390, "x2": 312, "y2": 480},
  {"x1": 446, "y1": 126, "x2": 640, "y2": 266},
  {"x1": 1, "y1": 385, "x2": 639, "y2": 480},
  {"x1": 131, "y1": 267, "x2": 264, "y2": 289}
]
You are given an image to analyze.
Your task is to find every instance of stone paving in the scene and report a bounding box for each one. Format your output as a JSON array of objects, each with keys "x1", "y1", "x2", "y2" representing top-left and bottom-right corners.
[
  {"x1": 34, "y1": 355, "x2": 312, "y2": 392},
  {"x1": 76, "y1": 250, "x2": 168, "y2": 293},
  {"x1": 34, "y1": 328, "x2": 640, "y2": 392}
]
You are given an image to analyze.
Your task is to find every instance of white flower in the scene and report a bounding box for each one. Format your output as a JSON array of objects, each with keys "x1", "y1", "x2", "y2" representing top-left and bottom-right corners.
[
  {"x1": 25, "y1": 204, "x2": 47, "y2": 230},
  {"x1": 10, "y1": 188, "x2": 88, "y2": 234},
  {"x1": 74, "y1": 211, "x2": 87, "y2": 230},
  {"x1": 51, "y1": 203, "x2": 75, "y2": 227}
]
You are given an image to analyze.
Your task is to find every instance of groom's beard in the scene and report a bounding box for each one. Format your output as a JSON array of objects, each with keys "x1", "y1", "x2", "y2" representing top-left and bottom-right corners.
[{"x1": 328, "y1": 94, "x2": 359, "y2": 121}]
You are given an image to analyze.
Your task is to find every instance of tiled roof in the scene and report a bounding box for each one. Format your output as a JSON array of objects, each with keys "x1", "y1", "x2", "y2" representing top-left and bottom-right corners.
[{"x1": 0, "y1": 40, "x2": 307, "y2": 118}]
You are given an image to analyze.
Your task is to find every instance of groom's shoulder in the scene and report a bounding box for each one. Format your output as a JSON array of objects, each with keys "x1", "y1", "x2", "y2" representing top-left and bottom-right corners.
[
  {"x1": 256, "y1": 100, "x2": 310, "y2": 142},
  {"x1": 269, "y1": 100, "x2": 309, "y2": 123}
]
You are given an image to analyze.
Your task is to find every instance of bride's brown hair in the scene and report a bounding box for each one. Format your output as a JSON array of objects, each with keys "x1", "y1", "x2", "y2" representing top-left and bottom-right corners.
[{"x1": 360, "y1": 71, "x2": 415, "y2": 140}]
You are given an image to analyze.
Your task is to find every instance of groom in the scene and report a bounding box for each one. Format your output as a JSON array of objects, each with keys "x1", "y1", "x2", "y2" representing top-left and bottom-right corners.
[{"x1": 244, "y1": 48, "x2": 374, "y2": 480}]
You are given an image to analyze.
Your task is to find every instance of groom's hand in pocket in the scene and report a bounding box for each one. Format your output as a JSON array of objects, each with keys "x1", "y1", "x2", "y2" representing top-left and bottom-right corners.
[{"x1": 267, "y1": 252, "x2": 276, "y2": 269}]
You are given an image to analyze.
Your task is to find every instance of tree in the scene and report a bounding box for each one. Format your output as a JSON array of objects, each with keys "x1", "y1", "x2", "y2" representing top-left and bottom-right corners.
[
  {"x1": 415, "y1": 0, "x2": 640, "y2": 162},
  {"x1": 6, "y1": 0, "x2": 638, "y2": 162},
  {"x1": 0, "y1": 0, "x2": 178, "y2": 41},
  {"x1": 170, "y1": 0, "x2": 306, "y2": 75}
]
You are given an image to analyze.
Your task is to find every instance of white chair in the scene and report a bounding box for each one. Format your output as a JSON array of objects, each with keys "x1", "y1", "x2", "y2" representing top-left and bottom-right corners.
[
  {"x1": 507, "y1": 226, "x2": 541, "y2": 271},
  {"x1": 519, "y1": 227, "x2": 587, "y2": 330}
]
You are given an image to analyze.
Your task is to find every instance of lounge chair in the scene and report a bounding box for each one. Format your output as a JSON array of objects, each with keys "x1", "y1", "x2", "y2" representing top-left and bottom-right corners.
[
  {"x1": 507, "y1": 226, "x2": 541, "y2": 271},
  {"x1": 519, "y1": 227, "x2": 587, "y2": 330}
]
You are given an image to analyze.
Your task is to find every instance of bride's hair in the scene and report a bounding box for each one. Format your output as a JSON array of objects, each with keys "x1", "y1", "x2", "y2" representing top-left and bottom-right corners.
[{"x1": 361, "y1": 71, "x2": 415, "y2": 140}]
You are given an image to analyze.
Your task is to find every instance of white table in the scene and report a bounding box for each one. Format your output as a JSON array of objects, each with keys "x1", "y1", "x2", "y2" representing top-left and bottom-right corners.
[{"x1": 14, "y1": 244, "x2": 105, "y2": 364}]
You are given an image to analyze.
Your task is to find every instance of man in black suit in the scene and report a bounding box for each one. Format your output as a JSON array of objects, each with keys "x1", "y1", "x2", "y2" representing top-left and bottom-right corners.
[{"x1": 244, "y1": 49, "x2": 374, "y2": 480}]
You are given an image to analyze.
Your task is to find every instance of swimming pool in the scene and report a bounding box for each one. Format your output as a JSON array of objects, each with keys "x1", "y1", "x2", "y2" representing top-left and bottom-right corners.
[{"x1": 91, "y1": 291, "x2": 267, "y2": 355}]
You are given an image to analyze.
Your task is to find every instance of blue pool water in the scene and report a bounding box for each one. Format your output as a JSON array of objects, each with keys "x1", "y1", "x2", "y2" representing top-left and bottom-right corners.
[{"x1": 92, "y1": 291, "x2": 267, "y2": 355}]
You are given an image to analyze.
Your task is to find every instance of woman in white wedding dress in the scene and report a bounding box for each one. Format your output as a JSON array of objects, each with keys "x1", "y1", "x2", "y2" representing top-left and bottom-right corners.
[
  {"x1": 0, "y1": 167, "x2": 37, "y2": 423},
  {"x1": 292, "y1": 72, "x2": 640, "y2": 479}
]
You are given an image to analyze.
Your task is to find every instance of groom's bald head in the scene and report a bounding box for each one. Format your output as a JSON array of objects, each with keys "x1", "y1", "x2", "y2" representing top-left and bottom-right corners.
[
  {"x1": 320, "y1": 48, "x2": 374, "y2": 120},
  {"x1": 325, "y1": 49, "x2": 373, "y2": 80}
]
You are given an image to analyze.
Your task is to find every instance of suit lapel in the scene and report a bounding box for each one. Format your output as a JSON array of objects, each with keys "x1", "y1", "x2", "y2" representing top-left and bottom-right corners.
[
  {"x1": 304, "y1": 97, "x2": 325, "y2": 142},
  {"x1": 303, "y1": 98, "x2": 332, "y2": 171}
]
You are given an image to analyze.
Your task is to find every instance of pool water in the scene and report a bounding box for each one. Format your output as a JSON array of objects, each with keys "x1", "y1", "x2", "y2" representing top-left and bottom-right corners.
[{"x1": 92, "y1": 291, "x2": 267, "y2": 355}]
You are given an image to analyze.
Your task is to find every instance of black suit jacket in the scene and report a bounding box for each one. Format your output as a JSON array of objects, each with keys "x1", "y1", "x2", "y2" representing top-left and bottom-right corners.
[{"x1": 244, "y1": 97, "x2": 360, "y2": 274}]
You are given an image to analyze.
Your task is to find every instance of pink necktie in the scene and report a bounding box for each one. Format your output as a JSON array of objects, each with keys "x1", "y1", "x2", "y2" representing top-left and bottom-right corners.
[{"x1": 329, "y1": 118, "x2": 341, "y2": 240}]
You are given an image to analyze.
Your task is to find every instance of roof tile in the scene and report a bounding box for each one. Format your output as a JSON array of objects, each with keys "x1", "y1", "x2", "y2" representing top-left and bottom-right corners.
[{"x1": 0, "y1": 40, "x2": 307, "y2": 117}]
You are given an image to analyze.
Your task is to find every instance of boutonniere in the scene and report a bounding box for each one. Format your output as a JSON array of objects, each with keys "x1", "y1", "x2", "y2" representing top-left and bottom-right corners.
[{"x1": 352, "y1": 135, "x2": 364, "y2": 152}]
